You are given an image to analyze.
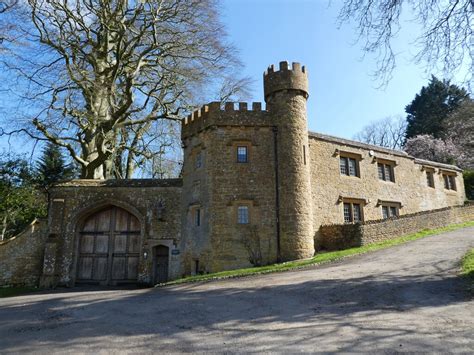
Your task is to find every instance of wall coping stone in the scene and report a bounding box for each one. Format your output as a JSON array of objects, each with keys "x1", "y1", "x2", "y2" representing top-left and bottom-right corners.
[
  {"x1": 53, "y1": 178, "x2": 183, "y2": 188},
  {"x1": 308, "y1": 131, "x2": 462, "y2": 172}
]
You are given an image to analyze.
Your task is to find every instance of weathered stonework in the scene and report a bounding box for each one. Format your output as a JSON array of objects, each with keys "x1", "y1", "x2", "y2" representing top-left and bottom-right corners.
[
  {"x1": 319, "y1": 203, "x2": 474, "y2": 250},
  {"x1": 1, "y1": 61, "x2": 471, "y2": 287},
  {"x1": 43, "y1": 179, "x2": 182, "y2": 286},
  {"x1": 0, "y1": 219, "x2": 47, "y2": 287},
  {"x1": 309, "y1": 132, "x2": 466, "y2": 245}
]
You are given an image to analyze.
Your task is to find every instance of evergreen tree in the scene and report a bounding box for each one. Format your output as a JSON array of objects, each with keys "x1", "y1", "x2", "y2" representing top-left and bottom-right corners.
[
  {"x1": 0, "y1": 154, "x2": 46, "y2": 240},
  {"x1": 405, "y1": 76, "x2": 469, "y2": 140},
  {"x1": 36, "y1": 143, "x2": 75, "y2": 188}
]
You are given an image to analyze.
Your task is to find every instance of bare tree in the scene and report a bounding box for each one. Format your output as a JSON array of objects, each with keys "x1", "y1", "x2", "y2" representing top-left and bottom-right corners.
[
  {"x1": 337, "y1": 0, "x2": 473, "y2": 85},
  {"x1": 0, "y1": 0, "x2": 18, "y2": 48},
  {"x1": 353, "y1": 116, "x2": 407, "y2": 150},
  {"x1": 0, "y1": 0, "x2": 16, "y2": 14},
  {"x1": 0, "y1": 0, "x2": 249, "y2": 179}
]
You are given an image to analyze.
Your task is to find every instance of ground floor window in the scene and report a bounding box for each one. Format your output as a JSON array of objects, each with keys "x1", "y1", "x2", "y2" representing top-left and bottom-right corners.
[
  {"x1": 343, "y1": 202, "x2": 363, "y2": 223},
  {"x1": 381, "y1": 205, "x2": 399, "y2": 219}
]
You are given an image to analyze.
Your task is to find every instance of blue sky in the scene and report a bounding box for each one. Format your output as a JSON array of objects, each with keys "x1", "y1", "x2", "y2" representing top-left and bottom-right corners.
[
  {"x1": 1, "y1": 0, "x2": 469, "y2": 157},
  {"x1": 221, "y1": 0, "x2": 468, "y2": 139}
]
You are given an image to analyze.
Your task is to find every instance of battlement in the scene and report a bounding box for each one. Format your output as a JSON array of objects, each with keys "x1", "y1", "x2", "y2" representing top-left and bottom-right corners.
[
  {"x1": 263, "y1": 61, "x2": 309, "y2": 101},
  {"x1": 264, "y1": 61, "x2": 306, "y2": 76},
  {"x1": 181, "y1": 101, "x2": 272, "y2": 139}
]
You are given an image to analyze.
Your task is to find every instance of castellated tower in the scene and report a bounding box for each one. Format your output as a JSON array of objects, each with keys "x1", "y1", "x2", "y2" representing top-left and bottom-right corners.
[{"x1": 264, "y1": 61, "x2": 314, "y2": 261}]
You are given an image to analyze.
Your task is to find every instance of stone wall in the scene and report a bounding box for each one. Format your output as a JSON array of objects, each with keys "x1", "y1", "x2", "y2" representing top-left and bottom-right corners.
[
  {"x1": 0, "y1": 219, "x2": 48, "y2": 287},
  {"x1": 309, "y1": 132, "x2": 466, "y2": 242},
  {"x1": 182, "y1": 122, "x2": 278, "y2": 274},
  {"x1": 319, "y1": 203, "x2": 474, "y2": 250}
]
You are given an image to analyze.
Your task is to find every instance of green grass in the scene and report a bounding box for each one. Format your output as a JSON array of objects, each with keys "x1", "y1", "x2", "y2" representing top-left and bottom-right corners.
[
  {"x1": 0, "y1": 287, "x2": 38, "y2": 298},
  {"x1": 460, "y1": 248, "x2": 474, "y2": 292},
  {"x1": 162, "y1": 221, "x2": 474, "y2": 287}
]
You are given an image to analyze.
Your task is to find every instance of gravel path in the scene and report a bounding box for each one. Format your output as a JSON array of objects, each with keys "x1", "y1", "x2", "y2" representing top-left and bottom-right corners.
[{"x1": 1, "y1": 226, "x2": 473, "y2": 353}]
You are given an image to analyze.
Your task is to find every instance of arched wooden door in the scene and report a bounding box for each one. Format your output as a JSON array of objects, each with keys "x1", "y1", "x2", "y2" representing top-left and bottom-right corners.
[
  {"x1": 76, "y1": 206, "x2": 141, "y2": 285},
  {"x1": 153, "y1": 245, "x2": 169, "y2": 284}
]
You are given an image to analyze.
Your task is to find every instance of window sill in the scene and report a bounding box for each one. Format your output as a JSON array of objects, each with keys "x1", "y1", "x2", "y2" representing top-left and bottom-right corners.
[
  {"x1": 378, "y1": 179, "x2": 395, "y2": 183},
  {"x1": 340, "y1": 174, "x2": 360, "y2": 179},
  {"x1": 444, "y1": 189, "x2": 457, "y2": 194}
]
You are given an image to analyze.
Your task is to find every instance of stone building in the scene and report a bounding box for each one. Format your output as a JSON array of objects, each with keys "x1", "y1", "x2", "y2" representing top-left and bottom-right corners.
[{"x1": 0, "y1": 61, "x2": 468, "y2": 287}]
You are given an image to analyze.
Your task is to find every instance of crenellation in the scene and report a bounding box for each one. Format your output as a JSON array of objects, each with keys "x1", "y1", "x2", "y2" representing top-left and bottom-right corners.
[
  {"x1": 238, "y1": 102, "x2": 248, "y2": 110},
  {"x1": 279, "y1": 60, "x2": 289, "y2": 71},
  {"x1": 181, "y1": 101, "x2": 270, "y2": 139},
  {"x1": 2, "y1": 60, "x2": 469, "y2": 289},
  {"x1": 252, "y1": 102, "x2": 262, "y2": 110}
]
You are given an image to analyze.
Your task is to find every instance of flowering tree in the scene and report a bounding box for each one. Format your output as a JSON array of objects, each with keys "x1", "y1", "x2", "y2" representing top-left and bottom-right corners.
[{"x1": 404, "y1": 134, "x2": 460, "y2": 166}]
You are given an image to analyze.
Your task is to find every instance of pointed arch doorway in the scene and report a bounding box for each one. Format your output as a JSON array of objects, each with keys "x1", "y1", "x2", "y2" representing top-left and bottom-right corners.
[{"x1": 76, "y1": 206, "x2": 141, "y2": 285}]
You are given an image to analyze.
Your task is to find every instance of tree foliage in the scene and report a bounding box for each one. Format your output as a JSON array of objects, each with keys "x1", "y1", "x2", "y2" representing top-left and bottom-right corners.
[
  {"x1": 0, "y1": 0, "x2": 248, "y2": 179},
  {"x1": 463, "y1": 170, "x2": 474, "y2": 200},
  {"x1": 443, "y1": 99, "x2": 474, "y2": 170},
  {"x1": 353, "y1": 116, "x2": 406, "y2": 150},
  {"x1": 36, "y1": 143, "x2": 76, "y2": 188},
  {"x1": 0, "y1": 154, "x2": 46, "y2": 240},
  {"x1": 404, "y1": 134, "x2": 460, "y2": 166},
  {"x1": 337, "y1": 0, "x2": 474, "y2": 85},
  {"x1": 405, "y1": 76, "x2": 469, "y2": 140}
]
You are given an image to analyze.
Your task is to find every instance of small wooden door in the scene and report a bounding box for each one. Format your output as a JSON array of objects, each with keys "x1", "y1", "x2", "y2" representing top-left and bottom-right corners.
[
  {"x1": 153, "y1": 245, "x2": 169, "y2": 284},
  {"x1": 76, "y1": 206, "x2": 141, "y2": 285}
]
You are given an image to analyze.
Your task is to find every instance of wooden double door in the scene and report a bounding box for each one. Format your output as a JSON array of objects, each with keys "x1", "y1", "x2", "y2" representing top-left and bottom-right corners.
[{"x1": 76, "y1": 206, "x2": 141, "y2": 285}]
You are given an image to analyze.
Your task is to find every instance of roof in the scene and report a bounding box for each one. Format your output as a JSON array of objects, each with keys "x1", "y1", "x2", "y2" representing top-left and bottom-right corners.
[
  {"x1": 308, "y1": 131, "x2": 462, "y2": 172},
  {"x1": 413, "y1": 158, "x2": 462, "y2": 172},
  {"x1": 54, "y1": 178, "x2": 183, "y2": 188}
]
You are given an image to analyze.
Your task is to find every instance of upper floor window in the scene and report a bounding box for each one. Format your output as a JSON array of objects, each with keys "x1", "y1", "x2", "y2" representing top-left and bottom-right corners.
[
  {"x1": 443, "y1": 174, "x2": 456, "y2": 191},
  {"x1": 343, "y1": 202, "x2": 363, "y2": 223},
  {"x1": 237, "y1": 205, "x2": 249, "y2": 224},
  {"x1": 426, "y1": 170, "x2": 435, "y2": 188},
  {"x1": 377, "y1": 162, "x2": 395, "y2": 182},
  {"x1": 340, "y1": 156, "x2": 359, "y2": 177},
  {"x1": 237, "y1": 146, "x2": 248, "y2": 163}
]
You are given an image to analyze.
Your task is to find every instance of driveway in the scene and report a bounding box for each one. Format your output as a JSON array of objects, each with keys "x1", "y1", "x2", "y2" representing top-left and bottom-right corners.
[{"x1": 1, "y1": 226, "x2": 473, "y2": 353}]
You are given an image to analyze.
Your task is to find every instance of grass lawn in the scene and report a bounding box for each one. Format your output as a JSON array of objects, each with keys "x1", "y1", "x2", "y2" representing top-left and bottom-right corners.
[
  {"x1": 0, "y1": 287, "x2": 39, "y2": 298},
  {"x1": 461, "y1": 248, "x2": 474, "y2": 292},
  {"x1": 162, "y1": 220, "x2": 474, "y2": 286}
]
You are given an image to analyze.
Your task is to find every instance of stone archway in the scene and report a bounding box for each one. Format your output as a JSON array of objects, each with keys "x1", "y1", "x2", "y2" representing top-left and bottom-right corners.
[{"x1": 76, "y1": 206, "x2": 141, "y2": 285}]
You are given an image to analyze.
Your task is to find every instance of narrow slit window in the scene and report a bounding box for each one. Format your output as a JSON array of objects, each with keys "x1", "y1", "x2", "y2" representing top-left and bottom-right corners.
[
  {"x1": 195, "y1": 152, "x2": 202, "y2": 169},
  {"x1": 194, "y1": 208, "x2": 201, "y2": 227}
]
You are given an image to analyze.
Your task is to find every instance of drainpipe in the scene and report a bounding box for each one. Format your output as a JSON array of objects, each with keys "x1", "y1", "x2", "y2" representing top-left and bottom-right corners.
[{"x1": 273, "y1": 126, "x2": 281, "y2": 262}]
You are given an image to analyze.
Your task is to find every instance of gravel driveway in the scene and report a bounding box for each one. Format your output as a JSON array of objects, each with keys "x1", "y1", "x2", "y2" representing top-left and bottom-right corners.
[{"x1": 1, "y1": 226, "x2": 473, "y2": 353}]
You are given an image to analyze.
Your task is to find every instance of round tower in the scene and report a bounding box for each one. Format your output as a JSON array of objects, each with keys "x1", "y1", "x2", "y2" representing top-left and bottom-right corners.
[{"x1": 264, "y1": 61, "x2": 314, "y2": 261}]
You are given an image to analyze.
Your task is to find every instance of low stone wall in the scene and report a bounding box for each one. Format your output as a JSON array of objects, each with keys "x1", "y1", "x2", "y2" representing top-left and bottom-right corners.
[
  {"x1": 319, "y1": 203, "x2": 474, "y2": 251},
  {"x1": 0, "y1": 219, "x2": 48, "y2": 287}
]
